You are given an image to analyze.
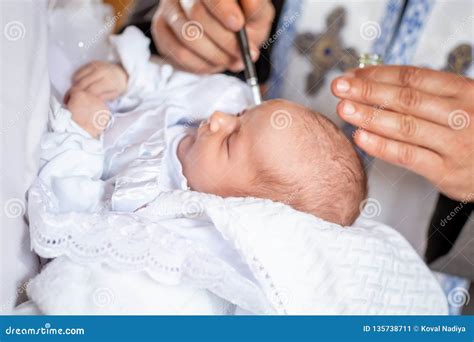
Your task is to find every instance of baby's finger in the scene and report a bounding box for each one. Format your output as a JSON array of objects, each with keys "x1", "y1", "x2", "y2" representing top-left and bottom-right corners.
[
  {"x1": 85, "y1": 78, "x2": 112, "y2": 96},
  {"x1": 73, "y1": 73, "x2": 104, "y2": 91},
  {"x1": 72, "y1": 63, "x2": 96, "y2": 83},
  {"x1": 98, "y1": 90, "x2": 120, "y2": 102},
  {"x1": 63, "y1": 86, "x2": 83, "y2": 104}
]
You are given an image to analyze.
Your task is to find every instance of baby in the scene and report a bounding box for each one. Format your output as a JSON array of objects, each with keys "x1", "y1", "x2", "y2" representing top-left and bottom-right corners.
[{"x1": 65, "y1": 62, "x2": 367, "y2": 226}]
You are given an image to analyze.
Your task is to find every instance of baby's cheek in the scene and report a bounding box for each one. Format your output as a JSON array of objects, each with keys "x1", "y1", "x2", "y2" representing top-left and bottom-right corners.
[{"x1": 184, "y1": 156, "x2": 218, "y2": 193}]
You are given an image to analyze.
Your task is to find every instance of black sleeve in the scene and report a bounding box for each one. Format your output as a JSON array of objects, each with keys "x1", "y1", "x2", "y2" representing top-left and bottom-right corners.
[
  {"x1": 119, "y1": 0, "x2": 159, "y2": 53},
  {"x1": 120, "y1": 0, "x2": 285, "y2": 83},
  {"x1": 425, "y1": 193, "x2": 473, "y2": 264}
]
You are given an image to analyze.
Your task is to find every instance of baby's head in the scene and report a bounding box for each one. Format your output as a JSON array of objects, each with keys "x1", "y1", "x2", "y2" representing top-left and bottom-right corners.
[{"x1": 178, "y1": 99, "x2": 367, "y2": 226}]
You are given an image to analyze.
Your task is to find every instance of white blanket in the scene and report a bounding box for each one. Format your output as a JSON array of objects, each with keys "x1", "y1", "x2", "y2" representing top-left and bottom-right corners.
[{"x1": 26, "y1": 27, "x2": 448, "y2": 315}]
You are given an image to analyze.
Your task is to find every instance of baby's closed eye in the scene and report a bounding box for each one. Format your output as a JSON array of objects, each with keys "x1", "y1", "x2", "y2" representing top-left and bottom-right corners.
[{"x1": 236, "y1": 109, "x2": 247, "y2": 117}]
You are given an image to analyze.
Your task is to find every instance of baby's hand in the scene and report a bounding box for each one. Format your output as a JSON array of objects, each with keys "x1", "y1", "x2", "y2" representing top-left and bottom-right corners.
[
  {"x1": 66, "y1": 90, "x2": 111, "y2": 139},
  {"x1": 69, "y1": 61, "x2": 128, "y2": 101}
]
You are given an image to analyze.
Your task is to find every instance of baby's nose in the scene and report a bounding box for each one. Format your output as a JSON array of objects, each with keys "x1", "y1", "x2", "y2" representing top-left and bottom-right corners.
[{"x1": 208, "y1": 111, "x2": 236, "y2": 133}]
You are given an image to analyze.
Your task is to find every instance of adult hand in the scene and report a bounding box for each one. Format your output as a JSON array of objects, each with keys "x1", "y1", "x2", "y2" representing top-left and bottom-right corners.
[
  {"x1": 151, "y1": 0, "x2": 274, "y2": 74},
  {"x1": 331, "y1": 66, "x2": 474, "y2": 202}
]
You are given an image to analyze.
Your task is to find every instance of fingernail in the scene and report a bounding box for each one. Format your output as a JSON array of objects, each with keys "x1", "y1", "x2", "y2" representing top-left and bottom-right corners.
[
  {"x1": 250, "y1": 49, "x2": 259, "y2": 61},
  {"x1": 227, "y1": 15, "x2": 241, "y2": 31},
  {"x1": 336, "y1": 79, "x2": 351, "y2": 92},
  {"x1": 342, "y1": 101, "x2": 356, "y2": 115}
]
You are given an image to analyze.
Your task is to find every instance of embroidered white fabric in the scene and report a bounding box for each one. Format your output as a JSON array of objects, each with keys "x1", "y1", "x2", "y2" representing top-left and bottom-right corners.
[
  {"x1": 29, "y1": 181, "x2": 448, "y2": 314},
  {"x1": 28, "y1": 182, "x2": 271, "y2": 314}
]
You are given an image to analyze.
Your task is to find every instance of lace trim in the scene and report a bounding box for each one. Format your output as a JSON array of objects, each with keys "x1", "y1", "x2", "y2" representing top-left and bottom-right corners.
[
  {"x1": 140, "y1": 192, "x2": 307, "y2": 314},
  {"x1": 28, "y1": 180, "x2": 273, "y2": 314}
]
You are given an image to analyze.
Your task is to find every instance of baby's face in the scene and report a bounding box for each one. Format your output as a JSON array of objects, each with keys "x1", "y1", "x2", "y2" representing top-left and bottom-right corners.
[{"x1": 178, "y1": 100, "x2": 302, "y2": 198}]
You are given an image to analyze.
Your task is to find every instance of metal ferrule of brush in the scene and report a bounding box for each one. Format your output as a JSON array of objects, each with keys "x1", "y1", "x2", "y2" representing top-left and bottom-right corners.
[{"x1": 248, "y1": 77, "x2": 262, "y2": 105}]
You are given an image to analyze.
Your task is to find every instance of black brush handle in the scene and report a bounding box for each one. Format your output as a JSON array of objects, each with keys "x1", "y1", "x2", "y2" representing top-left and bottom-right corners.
[{"x1": 237, "y1": 28, "x2": 257, "y2": 81}]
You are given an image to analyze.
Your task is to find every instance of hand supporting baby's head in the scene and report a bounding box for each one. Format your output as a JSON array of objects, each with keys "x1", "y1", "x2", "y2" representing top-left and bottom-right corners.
[{"x1": 178, "y1": 99, "x2": 367, "y2": 226}]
